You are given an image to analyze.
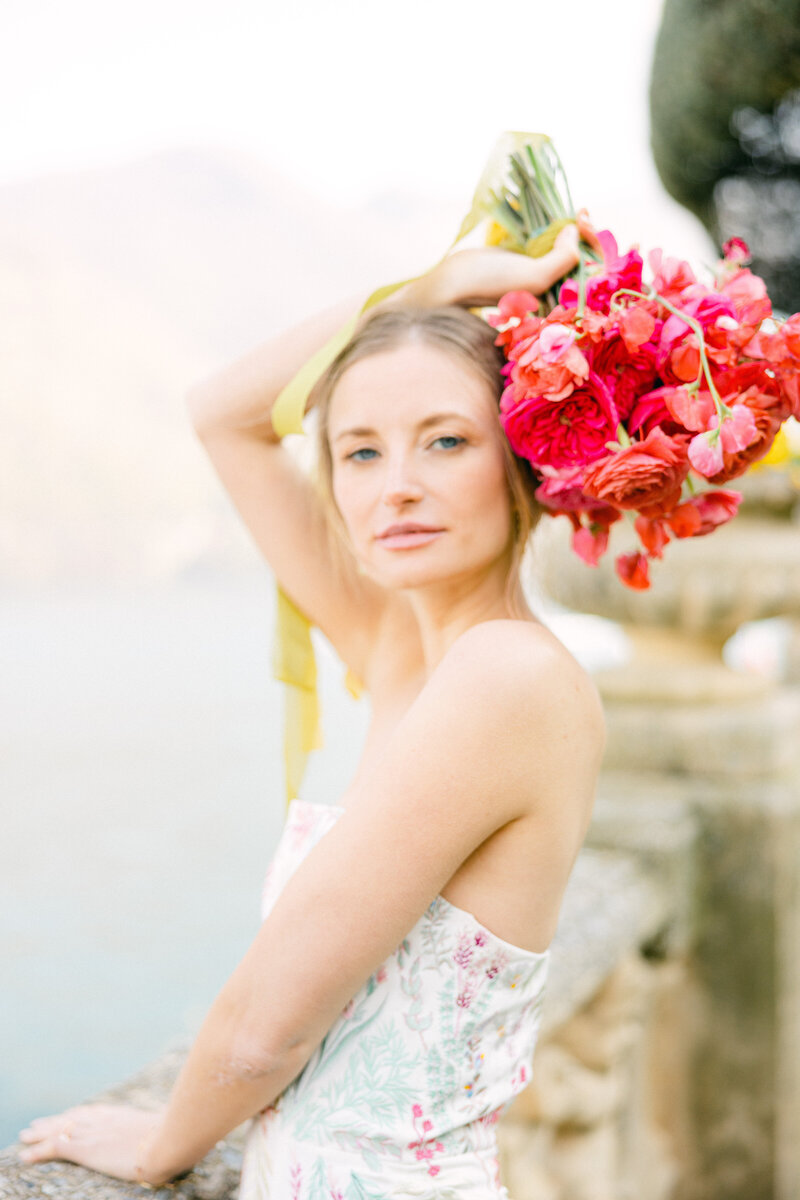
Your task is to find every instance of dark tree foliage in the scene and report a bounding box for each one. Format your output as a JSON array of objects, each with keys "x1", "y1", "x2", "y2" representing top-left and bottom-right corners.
[{"x1": 650, "y1": 0, "x2": 800, "y2": 312}]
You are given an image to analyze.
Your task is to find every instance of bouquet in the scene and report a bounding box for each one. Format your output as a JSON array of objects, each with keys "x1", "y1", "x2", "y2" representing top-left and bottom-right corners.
[{"x1": 485, "y1": 142, "x2": 800, "y2": 589}]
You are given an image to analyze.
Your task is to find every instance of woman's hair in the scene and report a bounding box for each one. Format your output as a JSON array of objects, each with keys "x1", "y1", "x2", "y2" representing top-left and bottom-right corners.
[{"x1": 309, "y1": 305, "x2": 543, "y2": 614}]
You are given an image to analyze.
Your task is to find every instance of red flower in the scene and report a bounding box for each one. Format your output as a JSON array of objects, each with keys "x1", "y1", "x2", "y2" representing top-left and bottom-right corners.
[
  {"x1": 615, "y1": 552, "x2": 650, "y2": 589},
  {"x1": 690, "y1": 489, "x2": 742, "y2": 534},
  {"x1": 590, "y1": 326, "x2": 659, "y2": 420},
  {"x1": 630, "y1": 387, "x2": 694, "y2": 437},
  {"x1": 500, "y1": 372, "x2": 619, "y2": 472},
  {"x1": 634, "y1": 514, "x2": 670, "y2": 558},
  {"x1": 581, "y1": 426, "x2": 691, "y2": 514}
]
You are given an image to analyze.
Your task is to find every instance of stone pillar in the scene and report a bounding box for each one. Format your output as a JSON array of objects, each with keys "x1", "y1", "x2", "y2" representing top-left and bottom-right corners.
[{"x1": 534, "y1": 509, "x2": 800, "y2": 1200}]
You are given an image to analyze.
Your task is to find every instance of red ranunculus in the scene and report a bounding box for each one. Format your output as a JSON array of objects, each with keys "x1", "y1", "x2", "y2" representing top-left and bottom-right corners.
[{"x1": 580, "y1": 426, "x2": 691, "y2": 514}]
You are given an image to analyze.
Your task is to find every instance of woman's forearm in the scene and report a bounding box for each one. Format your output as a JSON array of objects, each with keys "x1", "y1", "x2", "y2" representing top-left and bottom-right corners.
[
  {"x1": 137, "y1": 988, "x2": 314, "y2": 1186},
  {"x1": 184, "y1": 270, "x2": 452, "y2": 441}
]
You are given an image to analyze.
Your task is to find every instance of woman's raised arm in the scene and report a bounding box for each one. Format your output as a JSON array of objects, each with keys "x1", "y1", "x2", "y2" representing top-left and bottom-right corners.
[
  {"x1": 184, "y1": 230, "x2": 583, "y2": 679},
  {"x1": 184, "y1": 274, "x2": 452, "y2": 680}
]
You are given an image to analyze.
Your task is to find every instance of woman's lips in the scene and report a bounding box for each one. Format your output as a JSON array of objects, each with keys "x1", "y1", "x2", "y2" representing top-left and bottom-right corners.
[{"x1": 376, "y1": 527, "x2": 445, "y2": 549}]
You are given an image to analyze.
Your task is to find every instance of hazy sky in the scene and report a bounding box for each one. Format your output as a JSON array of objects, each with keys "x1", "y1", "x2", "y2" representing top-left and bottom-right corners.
[{"x1": 4, "y1": 0, "x2": 669, "y2": 208}]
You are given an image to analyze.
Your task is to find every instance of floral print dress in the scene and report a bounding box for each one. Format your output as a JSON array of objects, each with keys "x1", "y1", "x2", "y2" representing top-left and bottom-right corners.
[{"x1": 238, "y1": 799, "x2": 550, "y2": 1200}]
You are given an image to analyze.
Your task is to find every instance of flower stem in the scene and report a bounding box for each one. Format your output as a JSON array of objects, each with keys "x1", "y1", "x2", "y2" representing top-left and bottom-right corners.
[{"x1": 610, "y1": 286, "x2": 730, "y2": 421}]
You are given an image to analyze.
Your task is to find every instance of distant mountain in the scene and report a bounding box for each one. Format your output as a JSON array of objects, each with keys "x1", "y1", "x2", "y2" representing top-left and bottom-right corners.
[{"x1": 0, "y1": 147, "x2": 461, "y2": 583}]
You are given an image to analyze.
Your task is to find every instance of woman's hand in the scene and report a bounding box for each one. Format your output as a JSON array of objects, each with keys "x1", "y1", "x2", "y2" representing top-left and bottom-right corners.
[
  {"x1": 17, "y1": 1102, "x2": 170, "y2": 1185},
  {"x1": 432, "y1": 209, "x2": 601, "y2": 309}
]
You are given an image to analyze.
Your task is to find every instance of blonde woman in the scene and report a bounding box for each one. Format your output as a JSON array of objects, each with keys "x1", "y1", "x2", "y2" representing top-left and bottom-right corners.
[{"x1": 19, "y1": 223, "x2": 605, "y2": 1198}]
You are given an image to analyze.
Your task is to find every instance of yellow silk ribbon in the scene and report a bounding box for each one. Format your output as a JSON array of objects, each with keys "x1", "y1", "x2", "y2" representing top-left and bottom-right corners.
[{"x1": 270, "y1": 130, "x2": 558, "y2": 810}]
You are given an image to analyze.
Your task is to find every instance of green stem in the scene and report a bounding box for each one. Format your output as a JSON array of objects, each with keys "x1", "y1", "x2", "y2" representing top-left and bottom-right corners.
[
  {"x1": 611, "y1": 286, "x2": 730, "y2": 420},
  {"x1": 576, "y1": 252, "x2": 587, "y2": 322}
]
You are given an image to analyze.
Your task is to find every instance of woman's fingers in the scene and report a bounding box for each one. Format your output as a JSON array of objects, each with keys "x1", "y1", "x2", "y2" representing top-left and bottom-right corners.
[{"x1": 575, "y1": 208, "x2": 603, "y2": 254}]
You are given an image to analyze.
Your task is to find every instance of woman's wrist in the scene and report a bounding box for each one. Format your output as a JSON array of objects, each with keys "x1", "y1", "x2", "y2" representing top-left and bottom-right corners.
[{"x1": 372, "y1": 263, "x2": 460, "y2": 314}]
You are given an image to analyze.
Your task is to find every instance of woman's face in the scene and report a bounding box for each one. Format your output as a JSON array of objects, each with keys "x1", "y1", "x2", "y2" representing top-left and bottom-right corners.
[{"x1": 327, "y1": 339, "x2": 514, "y2": 593}]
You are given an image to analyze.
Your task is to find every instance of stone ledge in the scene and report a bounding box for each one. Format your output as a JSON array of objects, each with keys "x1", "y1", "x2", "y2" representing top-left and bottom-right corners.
[{"x1": 0, "y1": 847, "x2": 677, "y2": 1198}]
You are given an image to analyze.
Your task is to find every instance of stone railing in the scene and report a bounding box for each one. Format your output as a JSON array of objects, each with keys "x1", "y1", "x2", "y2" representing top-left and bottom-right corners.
[{"x1": 0, "y1": 821, "x2": 690, "y2": 1200}]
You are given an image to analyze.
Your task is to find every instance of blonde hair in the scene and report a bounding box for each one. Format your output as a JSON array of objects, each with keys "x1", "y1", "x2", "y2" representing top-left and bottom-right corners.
[{"x1": 309, "y1": 305, "x2": 543, "y2": 615}]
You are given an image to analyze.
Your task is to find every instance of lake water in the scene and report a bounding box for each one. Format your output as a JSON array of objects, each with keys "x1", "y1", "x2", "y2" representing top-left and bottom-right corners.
[{"x1": 0, "y1": 572, "x2": 371, "y2": 1147}]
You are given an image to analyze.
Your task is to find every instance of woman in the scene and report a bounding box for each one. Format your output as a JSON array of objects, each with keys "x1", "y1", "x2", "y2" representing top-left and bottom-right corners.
[{"x1": 18, "y1": 221, "x2": 605, "y2": 1196}]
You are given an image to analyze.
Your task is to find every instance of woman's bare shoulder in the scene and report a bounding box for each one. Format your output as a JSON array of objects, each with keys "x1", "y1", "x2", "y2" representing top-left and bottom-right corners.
[{"x1": 434, "y1": 618, "x2": 606, "y2": 759}]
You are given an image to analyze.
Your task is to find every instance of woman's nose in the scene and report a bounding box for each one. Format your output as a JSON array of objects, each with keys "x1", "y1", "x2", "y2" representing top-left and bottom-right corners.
[{"x1": 380, "y1": 455, "x2": 424, "y2": 506}]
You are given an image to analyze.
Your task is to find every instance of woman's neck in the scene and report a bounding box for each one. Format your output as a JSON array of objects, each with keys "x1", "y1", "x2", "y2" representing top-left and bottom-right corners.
[{"x1": 403, "y1": 565, "x2": 537, "y2": 679}]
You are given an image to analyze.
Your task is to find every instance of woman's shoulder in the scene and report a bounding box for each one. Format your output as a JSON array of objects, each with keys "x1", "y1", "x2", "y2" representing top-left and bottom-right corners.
[{"x1": 436, "y1": 617, "x2": 606, "y2": 754}]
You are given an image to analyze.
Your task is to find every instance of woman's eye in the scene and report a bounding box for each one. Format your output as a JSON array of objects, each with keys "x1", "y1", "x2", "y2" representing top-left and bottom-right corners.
[
  {"x1": 432, "y1": 435, "x2": 465, "y2": 450},
  {"x1": 345, "y1": 447, "x2": 378, "y2": 462}
]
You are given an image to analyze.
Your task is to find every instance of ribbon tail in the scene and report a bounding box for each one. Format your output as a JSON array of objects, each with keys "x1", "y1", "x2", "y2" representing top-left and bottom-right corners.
[{"x1": 273, "y1": 585, "x2": 323, "y2": 809}]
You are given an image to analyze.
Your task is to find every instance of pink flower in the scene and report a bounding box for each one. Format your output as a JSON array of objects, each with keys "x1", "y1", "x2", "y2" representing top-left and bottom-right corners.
[
  {"x1": 688, "y1": 429, "x2": 724, "y2": 477},
  {"x1": 500, "y1": 372, "x2": 619, "y2": 471},
  {"x1": 560, "y1": 237, "x2": 644, "y2": 314},
  {"x1": 509, "y1": 321, "x2": 590, "y2": 401},
  {"x1": 572, "y1": 524, "x2": 610, "y2": 566},
  {"x1": 690, "y1": 489, "x2": 742, "y2": 533},
  {"x1": 617, "y1": 305, "x2": 657, "y2": 352},
  {"x1": 534, "y1": 470, "x2": 600, "y2": 513},
  {"x1": 722, "y1": 237, "x2": 751, "y2": 264},
  {"x1": 628, "y1": 387, "x2": 688, "y2": 437},
  {"x1": 412, "y1": 1104, "x2": 423, "y2": 1118},
  {"x1": 715, "y1": 403, "x2": 759, "y2": 453},
  {"x1": 718, "y1": 267, "x2": 771, "y2": 328},
  {"x1": 489, "y1": 292, "x2": 541, "y2": 351},
  {"x1": 648, "y1": 248, "x2": 697, "y2": 302}
]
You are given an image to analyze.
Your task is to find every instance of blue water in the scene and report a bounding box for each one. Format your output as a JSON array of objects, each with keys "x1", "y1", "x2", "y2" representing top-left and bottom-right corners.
[{"x1": 0, "y1": 573, "x2": 368, "y2": 1148}]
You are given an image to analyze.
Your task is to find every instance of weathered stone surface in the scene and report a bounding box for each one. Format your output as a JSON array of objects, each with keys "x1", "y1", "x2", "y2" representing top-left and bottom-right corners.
[
  {"x1": 541, "y1": 850, "x2": 672, "y2": 1035},
  {"x1": 0, "y1": 1046, "x2": 244, "y2": 1200},
  {"x1": 534, "y1": 513, "x2": 800, "y2": 644},
  {"x1": 599, "y1": 686, "x2": 800, "y2": 779},
  {"x1": 684, "y1": 778, "x2": 800, "y2": 1200}
]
